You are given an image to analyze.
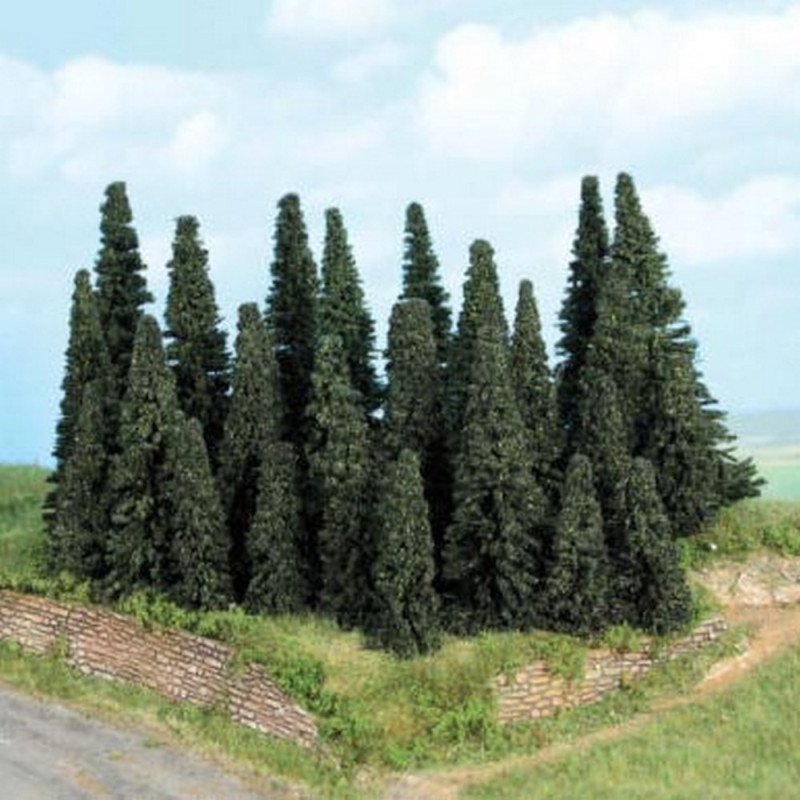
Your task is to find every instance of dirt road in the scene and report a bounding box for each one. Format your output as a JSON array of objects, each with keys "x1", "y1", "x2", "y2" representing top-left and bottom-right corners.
[{"x1": 0, "y1": 686, "x2": 291, "y2": 800}]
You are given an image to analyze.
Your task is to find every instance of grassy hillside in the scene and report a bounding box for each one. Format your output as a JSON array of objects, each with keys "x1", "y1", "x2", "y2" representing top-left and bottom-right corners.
[
  {"x1": 465, "y1": 640, "x2": 800, "y2": 799},
  {"x1": 0, "y1": 465, "x2": 48, "y2": 580}
]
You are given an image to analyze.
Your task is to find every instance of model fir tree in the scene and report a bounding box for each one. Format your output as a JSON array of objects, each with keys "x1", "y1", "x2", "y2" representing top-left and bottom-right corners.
[
  {"x1": 543, "y1": 454, "x2": 610, "y2": 634},
  {"x1": 245, "y1": 440, "x2": 307, "y2": 614},
  {"x1": 93, "y1": 181, "x2": 153, "y2": 407},
  {"x1": 319, "y1": 207, "x2": 380, "y2": 413},
  {"x1": 399, "y1": 202, "x2": 452, "y2": 366},
  {"x1": 371, "y1": 448, "x2": 440, "y2": 657},
  {"x1": 217, "y1": 303, "x2": 284, "y2": 602},
  {"x1": 444, "y1": 310, "x2": 548, "y2": 632},
  {"x1": 266, "y1": 192, "x2": 319, "y2": 447},
  {"x1": 556, "y1": 175, "x2": 610, "y2": 447},
  {"x1": 163, "y1": 215, "x2": 230, "y2": 468},
  {"x1": 45, "y1": 269, "x2": 112, "y2": 539},
  {"x1": 164, "y1": 416, "x2": 231, "y2": 610},
  {"x1": 104, "y1": 316, "x2": 184, "y2": 597},
  {"x1": 307, "y1": 335, "x2": 372, "y2": 627},
  {"x1": 48, "y1": 379, "x2": 112, "y2": 581},
  {"x1": 510, "y1": 278, "x2": 561, "y2": 500}
]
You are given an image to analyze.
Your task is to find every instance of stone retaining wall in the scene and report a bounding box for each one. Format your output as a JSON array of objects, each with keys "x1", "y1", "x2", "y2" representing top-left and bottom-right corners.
[
  {"x1": 494, "y1": 617, "x2": 728, "y2": 723},
  {"x1": 0, "y1": 590, "x2": 318, "y2": 748}
]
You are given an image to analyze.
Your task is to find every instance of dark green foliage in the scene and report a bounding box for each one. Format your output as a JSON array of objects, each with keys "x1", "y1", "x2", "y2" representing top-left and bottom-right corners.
[
  {"x1": 105, "y1": 316, "x2": 182, "y2": 598},
  {"x1": 544, "y1": 455, "x2": 610, "y2": 634},
  {"x1": 217, "y1": 304, "x2": 283, "y2": 601},
  {"x1": 448, "y1": 239, "x2": 508, "y2": 438},
  {"x1": 557, "y1": 176, "x2": 610, "y2": 444},
  {"x1": 385, "y1": 298, "x2": 451, "y2": 590},
  {"x1": 94, "y1": 181, "x2": 153, "y2": 402},
  {"x1": 444, "y1": 314, "x2": 547, "y2": 632},
  {"x1": 573, "y1": 368, "x2": 630, "y2": 544},
  {"x1": 400, "y1": 202, "x2": 452, "y2": 365},
  {"x1": 266, "y1": 193, "x2": 319, "y2": 446},
  {"x1": 45, "y1": 270, "x2": 112, "y2": 531},
  {"x1": 165, "y1": 416, "x2": 231, "y2": 610},
  {"x1": 384, "y1": 299, "x2": 439, "y2": 456},
  {"x1": 616, "y1": 458, "x2": 692, "y2": 633},
  {"x1": 164, "y1": 215, "x2": 230, "y2": 467},
  {"x1": 510, "y1": 279, "x2": 561, "y2": 498},
  {"x1": 48, "y1": 380, "x2": 111, "y2": 580},
  {"x1": 246, "y1": 441, "x2": 307, "y2": 614},
  {"x1": 371, "y1": 449, "x2": 440, "y2": 657},
  {"x1": 307, "y1": 335, "x2": 371, "y2": 628},
  {"x1": 319, "y1": 207, "x2": 380, "y2": 413}
]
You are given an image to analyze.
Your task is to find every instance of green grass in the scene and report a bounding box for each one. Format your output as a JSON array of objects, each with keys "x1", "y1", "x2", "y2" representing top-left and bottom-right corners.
[
  {"x1": 464, "y1": 640, "x2": 800, "y2": 799},
  {"x1": 0, "y1": 465, "x2": 48, "y2": 580},
  {"x1": 0, "y1": 464, "x2": 793, "y2": 795}
]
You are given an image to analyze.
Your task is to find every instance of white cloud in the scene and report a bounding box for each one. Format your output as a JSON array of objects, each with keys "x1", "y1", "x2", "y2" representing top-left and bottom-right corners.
[
  {"x1": 165, "y1": 111, "x2": 228, "y2": 173},
  {"x1": 1, "y1": 55, "x2": 228, "y2": 181},
  {"x1": 643, "y1": 175, "x2": 800, "y2": 266},
  {"x1": 267, "y1": 0, "x2": 395, "y2": 41},
  {"x1": 299, "y1": 117, "x2": 387, "y2": 164},
  {"x1": 418, "y1": 6, "x2": 800, "y2": 160},
  {"x1": 333, "y1": 41, "x2": 407, "y2": 84}
]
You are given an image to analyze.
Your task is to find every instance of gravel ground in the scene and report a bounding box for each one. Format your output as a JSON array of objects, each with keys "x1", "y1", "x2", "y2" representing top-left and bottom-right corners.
[{"x1": 0, "y1": 685, "x2": 293, "y2": 799}]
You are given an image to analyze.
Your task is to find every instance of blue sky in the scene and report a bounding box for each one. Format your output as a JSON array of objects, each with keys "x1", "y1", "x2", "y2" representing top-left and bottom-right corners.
[{"x1": 1, "y1": 0, "x2": 799, "y2": 464}]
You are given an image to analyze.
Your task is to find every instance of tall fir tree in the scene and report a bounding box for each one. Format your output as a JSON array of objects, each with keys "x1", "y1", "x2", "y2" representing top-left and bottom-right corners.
[
  {"x1": 104, "y1": 315, "x2": 183, "y2": 598},
  {"x1": 307, "y1": 335, "x2": 372, "y2": 627},
  {"x1": 556, "y1": 176, "x2": 610, "y2": 446},
  {"x1": 164, "y1": 416, "x2": 232, "y2": 610},
  {"x1": 319, "y1": 207, "x2": 380, "y2": 413},
  {"x1": 164, "y1": 215, "x2": 230, "y2": 468},
  {"x1": 45, "y1": 269, "x2": 112, "y2": 532},
  {"x1": 266, "y1": 193, "x2": 319, "y2": 447},
  {"x1": 616, "y1": 458, "x2": 692, "y2": 633},
  {"x1": 609, "y1": 173, "x2": 760, "y2": 531},
  {"x1": 371, "y1": 448, "x2": 440, "y2": 658},
  {"x1": 384, "y1": 298, "x2": 450, "y2": 587},
  {"x1": 444, "y1": 316, "x2": 547, "y2": 632},
  {"x1": 400, "y1": 202, "x2": 452, "y2": 366},
  {"x1": 510, "y1": 279, "x2": 561, "y2": 499},
  {"x1": 245, "y1": 440, "x2": 307, "y2": 614},
  {"x1": 217, "y1": 303, "x2": 284, "y2": 602},
  {"x1": 543, "y1": 454, "x2": 610, "y2": 634},
  {"x1": 447, "y1": 239, "x2": 508, "y2": 439},
  {"x1": 94, "y1": 182, "x2": 153, "y2": 406},
  {"x1": 48, "y1": 379, "x2": 111, "y2": 581}
]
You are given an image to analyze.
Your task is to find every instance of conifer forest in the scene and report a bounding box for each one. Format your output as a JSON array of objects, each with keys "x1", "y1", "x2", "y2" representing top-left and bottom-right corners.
[{"x1": 45, "y1": 174, "x2": 762, "y2": 657}]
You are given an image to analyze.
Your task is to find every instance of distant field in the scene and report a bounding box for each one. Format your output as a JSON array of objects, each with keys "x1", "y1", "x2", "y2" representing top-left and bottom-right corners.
[{"x1": 729, "y1": 410, "x2": 800, "y2": 500}]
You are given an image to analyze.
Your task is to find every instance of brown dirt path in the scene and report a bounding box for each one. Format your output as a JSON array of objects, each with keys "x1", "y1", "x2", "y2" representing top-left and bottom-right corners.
[{"x1": 383, "y1": 556, "x2": 800, "y2": 800}]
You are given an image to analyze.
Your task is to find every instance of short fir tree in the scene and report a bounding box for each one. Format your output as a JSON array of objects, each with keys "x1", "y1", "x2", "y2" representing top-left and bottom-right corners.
[
  {"x1": 245, "y1": 440, "x2": 307, "y2": 614},
  {"x1": 371, "y1": 448, "x2": 440, "y2": 657},
  {"x1": 543, "y1": 454, "x2": 610, "y2": 634},
  {"x1": 48, "y1": 379, "x2": 111, "y2": 581},
  {"x1": 164, "y1": 416, "x2": 232, "y2": 610},
  {"x1": 616, "y1": 458, "x2": 693, "y2": 633}
]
